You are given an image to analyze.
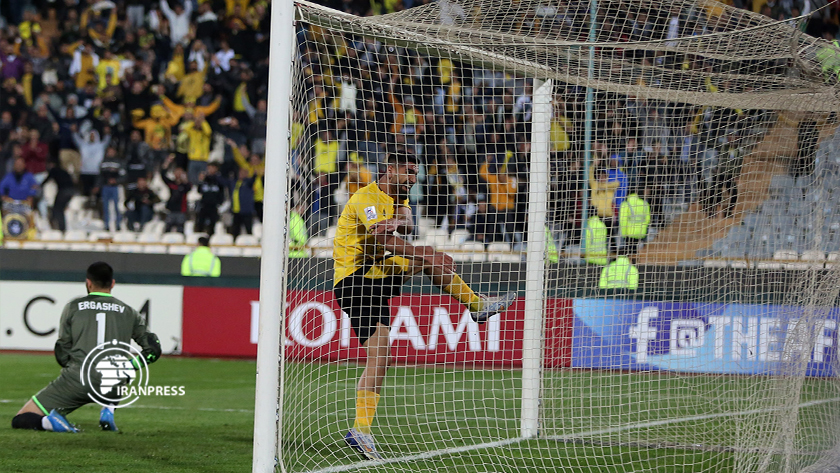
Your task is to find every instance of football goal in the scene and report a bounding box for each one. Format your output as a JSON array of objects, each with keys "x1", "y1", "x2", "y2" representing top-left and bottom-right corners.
[{"x1": 254, "y1": 0, "x2": 840, "y2": 471}]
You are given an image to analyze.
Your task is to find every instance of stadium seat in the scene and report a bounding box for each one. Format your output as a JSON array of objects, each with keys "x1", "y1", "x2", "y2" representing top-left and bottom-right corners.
[
  {"x1": 20, "y1": 241, "x2": 47, "y2": 250},
  {"x1": 88, "y1": 231, "x2": 112, "y2": 242},
  {"x1": 241, "y1": 247, "x2": 263, "y2": 257},
  {"x1": 112, "y1": 232, "x2": 137, "y2": 243},
  {"x1": 702, "y1": 259, "x2": 728, "y2": 268},
  {"x1": 167, "y1": 245, "x2": 193, "y2": 255},
  {"x1": 449, "y1": 229, "x2": 471, "y2": 244},
  {"x1": 253, "y1": 222, "x2": 263, "y2": 239},
  {"x1": 115, "y1": 244, "x2": 144, "y2": 253},
  {"x1": 311, "y1": 247, "x2": 332, "y2": 258},
  {"x1": 800, "y1": 250, "x2": 826, "y2": 269},
  {"x1": 3, "y1": 240, "x2": 22, "y2": 249},
  {"x1": 186, "y1": 233, "x2": 206, "y2": 245},
  {"x1": 826, "y1": 252, "x2": 840, "y2": 269},
  {"x1": 425, "y1": 230, "x2": 449, "y2": 247},
  {"x1": 69, "y1": 242, "x2": 106, "y2": 252},
  {"x1": 487, "y1": 242, "x2": 512, "y2": 253},
  {"x1": 161, "y1": 232, "x2": 186, "y2": 245},
  {"x1": 63, "y1": 230, "x2": 87, "y2": 242},
  {"x1": 235, "y1": 235, "x2": 260, "y2": 246},
  {"x1": 40, "y1": 230, "x2": 64, "y2": 241},
  {"x1": 142, "y1": 244, "x2": 168, "y2": 254},
  {"x1": 457, "y1": 242, "x2": 487, "y2": 262},
  {"x1": 729, "y1": 260, "x2": 752, "y2": 269},
  {"x1": 216, "y1": 246, "x2": 243, "y2": 257},
  {"x1": 773, "y1": 249, "x2": 798, "y2": 261},
  {"x1": 137, "y1": 233, "x2": 161, "y2": 244},
  {"x1": 142, "y1": 220, "x2": 165, "y2": 236},
  {"x1": 308, "y1": 237, "x2": 332, "y2": 249},
  {"x1": 209, "y1": 233, "x2": 234, "y2": 246}
]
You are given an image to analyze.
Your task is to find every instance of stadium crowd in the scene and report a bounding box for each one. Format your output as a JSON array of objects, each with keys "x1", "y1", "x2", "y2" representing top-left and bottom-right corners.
[{"x1": 0, "y1": 0, "x2": 837, "y2": 250}]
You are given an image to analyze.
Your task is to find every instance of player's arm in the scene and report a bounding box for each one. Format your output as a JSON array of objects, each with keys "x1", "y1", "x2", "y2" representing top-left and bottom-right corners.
[
  {"x1": 372, "y1": 232, "x2": 455, "y2": 274},
  {"x1": 130, "y1": 310, "x2": 162, "y2": 367},
  {"x1": 369, "y1": 205, "x2": 413, "y2": 236},
  {"x1": 54, "y1": 303, "x2": 74, "y2": 368}
]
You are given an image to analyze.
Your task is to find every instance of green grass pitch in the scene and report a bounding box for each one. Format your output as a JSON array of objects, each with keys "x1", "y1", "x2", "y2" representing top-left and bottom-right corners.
[{"x1": 1, "y1": 353, "x2": 838, "y2": 473}]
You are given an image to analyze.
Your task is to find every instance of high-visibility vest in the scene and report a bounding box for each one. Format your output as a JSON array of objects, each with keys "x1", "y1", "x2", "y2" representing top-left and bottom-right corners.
[
  {"x1": 545, "y1": 226, "x2": 558, "y2": 264},
  {"x1": 289, "y1": 211, "x2": 309, "y2": 258},
  {"x1": 599, "y1": 256, "x2": 639, "y2": 290},
  {"x1": 181, "y1": 246, "x2": 221, "y2": 277},
  {"x1": 619, "y1": 194, "x2": 651, "y2": 239},
  {"x1": 584, "y1": 215, "x2": 608, "y2": 265},
  {"x1": 816, "y1": 41, "x2": 840, "y2": 80}
]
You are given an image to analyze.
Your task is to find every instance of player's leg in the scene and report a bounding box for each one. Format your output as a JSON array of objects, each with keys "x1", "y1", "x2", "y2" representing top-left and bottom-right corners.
[
  {"x1": 98, "y1": 404, "x2": 119, "y2": 431},
  {"x1": 12, "y1": 374, "x2": 84, "y2": 433},
  {"x1": 334, "y1": 273, "x2": 394, "y2": 459},
  {"x1": 354, "y1": 323, "x2": 389, "y2": 431},
  {"x1": 403, "y1": 253, "x2": 518, "y2": 323}
]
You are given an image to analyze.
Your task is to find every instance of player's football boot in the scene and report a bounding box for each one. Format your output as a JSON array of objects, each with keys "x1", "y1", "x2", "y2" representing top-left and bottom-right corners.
[
  {"x1": 99, "y1": 407, "x2": 118, "y2": 431},
  {"x1": 472, "y1": 292, "x2": 518, "y2": 323},
  {"x1": 46, "y1": 409, "x2": 79, "y2": 433},
  {"x1": 344, "y1": 428, "x2": 383, "y2": 460}
]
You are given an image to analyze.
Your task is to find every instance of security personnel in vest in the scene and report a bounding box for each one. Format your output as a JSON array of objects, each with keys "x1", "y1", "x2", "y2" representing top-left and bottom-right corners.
[
  {"x1": 816, "y1": 40, "x2": 840, "y2": 85},
  {"x1": 289, "y1": 202, "x2": 309, "y2": 258},
  {"x1": 545, "y1": 226, "x2": 559, "y2": 264},
  {"x1": 599, "y1": 254, "x2": 639, "y2": 290},
  {"x1": 619, "y1": 191, "x2": 651, "y2": 255},
  {"x1": 181, "y1": 236, "x2": 222, "y2": 277},
  {"x1": 584, "y1": 212, "x2": 608, "y2": 265}
]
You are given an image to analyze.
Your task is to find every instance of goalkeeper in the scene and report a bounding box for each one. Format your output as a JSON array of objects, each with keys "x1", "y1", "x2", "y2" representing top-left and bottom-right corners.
[
  {"x1": 333, "y1": 152, "x2": 516, "y2": 459},
  {"x1": 11, "y1": 262, "x2": 162, "y2": 433}
]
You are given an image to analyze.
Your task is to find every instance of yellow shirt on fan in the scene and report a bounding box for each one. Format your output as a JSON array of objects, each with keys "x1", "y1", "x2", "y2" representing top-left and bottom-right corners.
[{"x1": 333, "y1": 182, "x2": 411, "y2": 285}]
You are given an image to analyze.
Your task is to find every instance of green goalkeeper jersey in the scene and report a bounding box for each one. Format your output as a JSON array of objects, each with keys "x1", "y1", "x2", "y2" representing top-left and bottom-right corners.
[{"x1": 54, "y1": 292, "x2": 152, "y2": 369}]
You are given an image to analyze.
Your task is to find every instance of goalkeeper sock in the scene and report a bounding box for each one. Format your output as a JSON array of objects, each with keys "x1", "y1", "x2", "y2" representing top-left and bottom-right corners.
[
  {"x1": 352, "y1": 390, "x2": 380, "y2": 435},
  {"x1": 444, "y1": 275, "x2": 482, "y2": 312}
]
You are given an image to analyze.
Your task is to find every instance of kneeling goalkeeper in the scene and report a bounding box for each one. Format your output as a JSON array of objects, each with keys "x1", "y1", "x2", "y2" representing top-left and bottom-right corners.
[
  {"x1": 11, "y1": 262, "x2": 162, "y2": 433},
  {"x1": 333, "y1": 152, "x2": 516, "y2": 459}
]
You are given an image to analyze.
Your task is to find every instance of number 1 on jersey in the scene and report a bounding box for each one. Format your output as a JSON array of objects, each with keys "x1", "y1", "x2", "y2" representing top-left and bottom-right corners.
[{"x1": 96, "y1": 312, "x2": 106, "y2": 345}]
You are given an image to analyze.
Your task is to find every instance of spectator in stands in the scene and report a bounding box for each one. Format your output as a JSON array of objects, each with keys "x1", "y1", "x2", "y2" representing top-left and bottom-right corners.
[
  {"x1": 184, "y1": 112, "x2": 213, "y2": 184},
  {"x1": 160, "y1": 154, "x2": 192, "y2": 233},
  {"x1": 467, "y1": 193, "x2": 502, "y2": 245},
  {"x1": 159, "y1": 0, "x2": 194, "y2": 47},
  {"x1": 98, "y1": 147, "x2": 123, "y2": 231},
  {"x1": 125, "y1": 177, "x2": 160, "y2": 232},
  {"x1": 125, "y1": 130, "x2": 153, "y2": 188},
  {"x1": 43, "y1": 161, "x2": 75, "y2": 232},
  {"x1": 0, "y1": 157, "x2": 38, "y2": 206},
  {"x1": 707, "y1": 132, "x2": 742, "y2": 219},
  {"x1": 196, "y1": 163, "x2": 228, "y2": 236},
  {"x1": 72, "y1": 126, "x2": 111, "y2": 197},
  {"x1": 21, "y1": 129, "x2": 49, "y2": 183},
  {"x1": 479, "y1": 154, "x2": 519, "y2": 240},
  {"x1": 229, "y1": 138, "x2": 265, "y2": 221},
  {"x1": 229, "y1": 166, "x2": 256, "y2": 238},
  {"x1": 644, "y1": 141, "x2": 674, "y2": 228}
]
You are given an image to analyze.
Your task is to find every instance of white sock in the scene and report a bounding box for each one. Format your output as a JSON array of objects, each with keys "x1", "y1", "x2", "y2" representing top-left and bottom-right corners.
[
  {"x1": 42, "y1": 416, "x2": 53, "y2": 431},
  {"x1": 103, "y1": 406, "x2": 115, "y2": 414}
]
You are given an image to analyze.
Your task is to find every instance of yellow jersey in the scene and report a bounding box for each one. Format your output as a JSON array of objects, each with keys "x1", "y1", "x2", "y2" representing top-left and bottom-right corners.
[{"x1": 333, "y1": 182, "x2": 411, "y2": 285}]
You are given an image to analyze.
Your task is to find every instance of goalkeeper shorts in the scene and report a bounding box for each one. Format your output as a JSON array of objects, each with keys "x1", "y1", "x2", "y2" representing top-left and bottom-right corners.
[
  {"x1": 334, "y1": 270, "x2": 405, "y2": 345},
  {"x1": 31, "y1": 367, "x2": 95, "y2": 416}
]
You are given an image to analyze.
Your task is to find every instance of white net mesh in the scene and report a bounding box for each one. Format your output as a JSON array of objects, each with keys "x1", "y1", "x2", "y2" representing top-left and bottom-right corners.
[{"x1": 274, "y1": 1, "x2": 840, "y2": 471}]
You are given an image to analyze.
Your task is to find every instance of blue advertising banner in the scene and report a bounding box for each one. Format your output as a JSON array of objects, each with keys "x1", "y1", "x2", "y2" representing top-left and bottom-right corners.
[{"x1": 572, "y1": 299, "x2": 839, "y2": 376}]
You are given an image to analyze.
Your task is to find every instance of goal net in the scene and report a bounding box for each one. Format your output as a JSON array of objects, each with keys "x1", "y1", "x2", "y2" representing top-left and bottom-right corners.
[{"x1": 268, "y1": 0, "x2": 840, "y2": 471}]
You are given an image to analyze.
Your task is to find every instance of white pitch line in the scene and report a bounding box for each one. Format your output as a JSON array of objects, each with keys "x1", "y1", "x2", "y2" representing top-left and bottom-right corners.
[
  {"x1": 304, "y1": 396, "x2": 840, "y2": 473},
  {"x1": 131, "y1": 405, "x2": 254, "y2": 413}
]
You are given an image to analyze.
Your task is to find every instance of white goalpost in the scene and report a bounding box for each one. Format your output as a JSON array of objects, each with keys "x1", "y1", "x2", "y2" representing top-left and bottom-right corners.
[{"x1": 255, "y1": 0, "x2": 840, "y2": 471}]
